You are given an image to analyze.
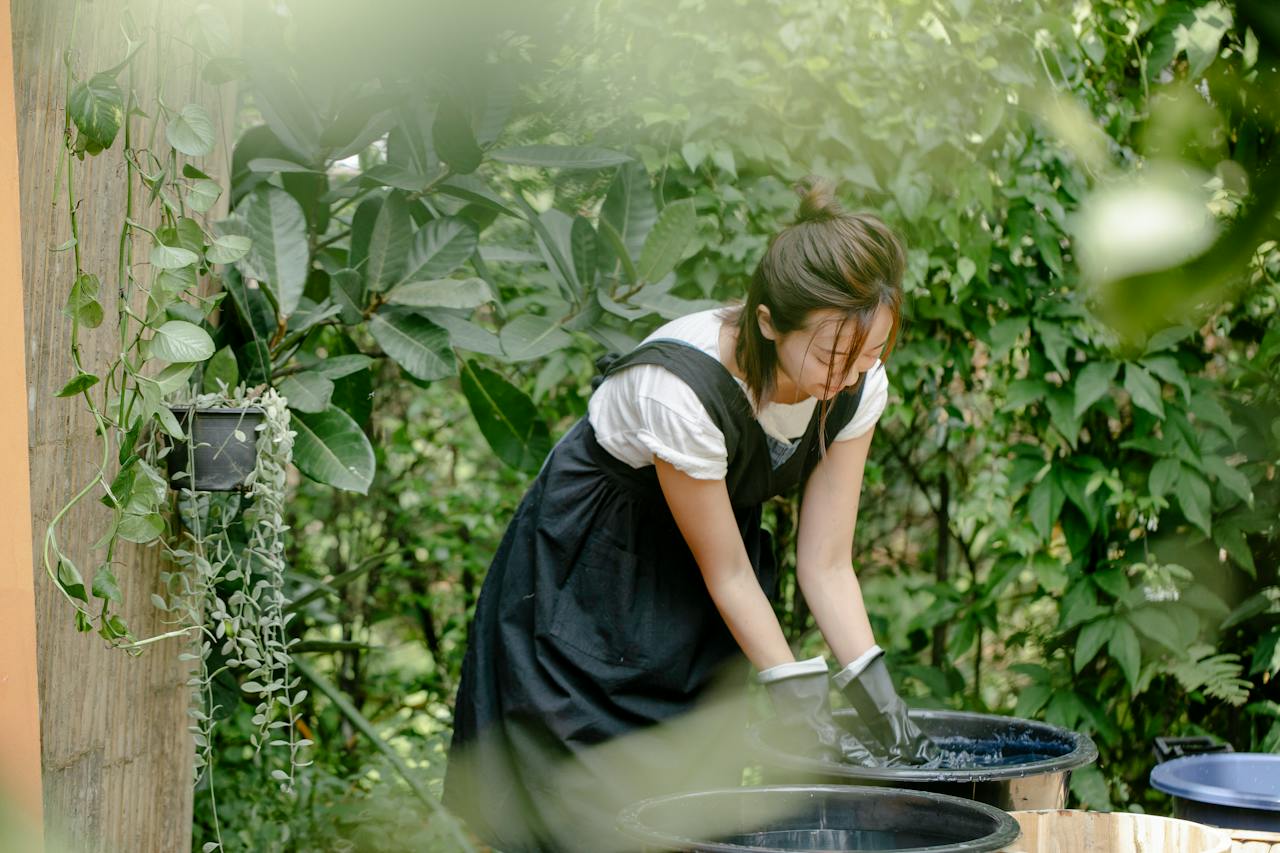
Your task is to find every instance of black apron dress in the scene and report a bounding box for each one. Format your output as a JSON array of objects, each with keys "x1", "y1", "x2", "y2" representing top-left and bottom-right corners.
[{"x1": 444, "y1": 339, "x2": 865, "y2": 852}]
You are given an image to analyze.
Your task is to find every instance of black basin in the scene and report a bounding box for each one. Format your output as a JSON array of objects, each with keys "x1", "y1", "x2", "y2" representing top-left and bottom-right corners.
[
  {"x1": 747, "y1": 709, "x2": 1098, "y2": 811},
  {"x1": 166, "y1": 406, "x2": 264, "y2": 491},
  {"x1": 617, "y1": 785, "x2": 1021, "y2": 852}
]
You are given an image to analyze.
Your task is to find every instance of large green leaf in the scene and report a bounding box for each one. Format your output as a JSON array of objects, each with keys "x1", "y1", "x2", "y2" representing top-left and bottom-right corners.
[
  {"x1": 386, "y1": 278, "x2": 491, "y2": 310},
  {"x1": 166, "y1": 104, "x2": 216, "y2": 156},
  {"x1": 148, "y1": 320, "x2": 215, "y2": 363},
  {"x1": 1027, "y1": 470, "x2": 1065, "y2": 540},
  {"x1": 459, "y1": 361, "x2": 551, "y2": 473},
  {"x1": 1148, "y1": 457, "x2": 1182, "y2": 498},
  {"x1": 1124, "y1": 363, "x2": 1165, "y2": 419},
  {"x1": 402, "y1": 217, "x2": 477, "y2": 284},
  {"x1": 68, "y1": 73, "x2": 124, "y2": 150},
  {"x1": 636, "y1": 199, "x2": 696, "y2": 284},
  {"x1": 422, "y1": 310, "x2": 503, "y2": 356},
  {"x1": 1108, "y1": 621, "x2": 1142, "y2": 693},
  {"x1": 206, "y1": 234, "x2": 252, "y2": 265},
  {"x1": 367, "y1": 306, "x2": 456, "y2": 381},
  {"x1": 570, "y1": 216, "x2": 598, "y2": 288},
  {"x1": 601, "y1": 161, "x2": 657, "y2": 265},
  {"x1": 499, "y1": 315, "x2": 572, "y2": 362},
  {"x1": 432, "y1": 98, "x2": 482, "y2": 174},
  {"x1": 278, "y1": 371, "x2": 335, "y2": 413},
  {"x1": 202, "y1": 345, "x2": 239, "y2": 393},
  {"x1": 488, "y1": 145, "x2": 631, "y2": 169},
  {"x1": 1176, "y1": 464, "x2": 1212, "y2": 537},
  {"x1": 243, "y1": 185, "x2": 309, "y2": 318},
  {"x1": 1141, "y1": 354, "x2": 1191, "y2": 404},
  {"x1": 291, "y1": 406, "x2": 375, "y2": 494},
  {"x1": 361, "y1": 191, "x2": 412, "y2": 292},
  {"x1": 1074, "y1": 618, "x2": 1114, "y2": 672},
  {"x1": 1072, "y1": 360, "x2": 1119, "y2": 417}
]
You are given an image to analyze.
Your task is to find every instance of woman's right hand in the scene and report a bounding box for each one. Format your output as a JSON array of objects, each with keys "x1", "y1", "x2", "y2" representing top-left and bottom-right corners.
[{"x1": 759, "y1": 656, "x2": 881, "y2": 766}]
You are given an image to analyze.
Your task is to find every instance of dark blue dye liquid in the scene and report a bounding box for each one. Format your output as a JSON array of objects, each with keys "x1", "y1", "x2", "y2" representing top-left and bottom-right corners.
[{"x1": 924, "y1": 733, "x2": 1068, "y2": 770}]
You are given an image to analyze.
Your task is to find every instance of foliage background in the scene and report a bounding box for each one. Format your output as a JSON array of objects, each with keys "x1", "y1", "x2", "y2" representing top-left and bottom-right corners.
[{"x1": 170, "y1": 0, "x2": 1280, "y2": 848}]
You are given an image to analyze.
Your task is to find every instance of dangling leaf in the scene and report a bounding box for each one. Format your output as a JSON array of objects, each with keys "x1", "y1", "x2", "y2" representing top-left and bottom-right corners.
[
  {"x1": 148, "y1": 320, "x2": 215, "y2": 363},
  {"x1": 63, "y1": 273, "x2": 104, "y2": 328},
  {"x1": 185, "y1": 179, "x2": 222, "y2": 213},
  {"x1": 361, "y1": 191, "x2": 413, "y2": 292},
  {"x1": 56, "y1": 372, "x2": 100, "y2": 397},
  {"x1": 291, "y1": 406, "x2": 376, "y2": 494},
  {"x1": 367, "y1": 306, "x2": 456, "y2": 382},
  {"x1": 68, "y1": 73, "x2": 124, "y2": 150},
  {"x1": 459, "y1": 360, "x2": 551, "y2": 473},
  {"x1": 499, "y1": 315, "x2": 572, "y2": 362},
  {"x1": 206, "y1": 234, "x2": 252, "y2": 265},
  {"x1": 166, "y1": 104, "x2": 216, "y2": 156}
]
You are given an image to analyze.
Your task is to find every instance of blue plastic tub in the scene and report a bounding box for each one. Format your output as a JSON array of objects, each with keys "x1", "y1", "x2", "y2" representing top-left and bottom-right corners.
[{"x1": 1150, "y1": 753, "x2": 1280, "y2": 831}]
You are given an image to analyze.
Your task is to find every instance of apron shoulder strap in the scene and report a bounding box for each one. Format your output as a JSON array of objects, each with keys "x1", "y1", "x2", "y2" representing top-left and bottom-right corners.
[{"x1": 596, "y1": 339, "x2": 757, "y2": 461}]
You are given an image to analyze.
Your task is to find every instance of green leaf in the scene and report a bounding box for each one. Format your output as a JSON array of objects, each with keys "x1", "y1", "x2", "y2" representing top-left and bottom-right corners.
[
  {"x1": 362, "y1": 191, "x2": 412, "y2": 292},
  {"x1": 56, "y1": 372, "x2": 99, "y2": 397},
  {"x1": 1044, "y1": 388, "x2": 1081, "y2": 448},
  {"x1": 1073, "y1": 361, "x2": 1119, "y2": 417},
  {"x1": 150, "y1": 244, "x2": 199, "y2": 270},
  {"x1": 386, "y1": 278, "x2": 491, "y2": 310},
  {"x1": 63, "y1": 273, "x2": 104, "y2": 329},
  {"x1": 421, "y1": 310, "x2": 503, "y2": 357},
  {"x1": 166, "y1": 104, "x2": 216, "y2": 156},
  {"x1": 278, "y1": 371, "x2": 335, "y2": 413},
  {"x1": 1142, "y1": 355, "x2": 1191, "y2": 404},
  {"x1": 57, "y1": 557, "x2": 88, "y2": 603},
  {"x1": 1014, "y1": 684, "x2": 1053, "y2": 719},
  {"x1": 1124, "y1": 363, "x2": 1165, "y2": 419},
  {"x1": 1202, "y1": 455, "x2": 1253, "y2": 506},
  {"x1": 329, "y1": 268, "x2": 365, "y2": 325},
  {"x1": 291, "y1": 406, "x2": 376, "y2": 493},
  {"x1": 1003, "y1": 378, "x2": 1049, "y2": 410},
  {"x1": 367, "y1": 306, "x2": 456, "y2": 382},
  {"x1": 1027, "y1": 471, "x2": 1065, "y2": 540},
  {"x1": 401, "y1": 217, "x2": 477, "y2": 284},
  {"x1": 246, "y1": 157, "x2": 318, "y2": 173},
  {"x1": 206, "y1": 234, "x2": 252, "y2": 265},
  {"x1": 91, "y1": 565, "x2": 122, "y2": 603},
  {"x1": 1075, "y1": 618, "x2": 1114, "y2": 672},
  {"x1": 459, "y1": 361, "x2": 552, "y2": 473},
  {"x1": 570, "y1": 216, "x2": 598, "y2": 289},
  {"x1": 636, "y1": 199, "x2": 696, "y2": 284},
  {"x1": 1148, "y1": 457, "x2": 1181, "y2": 499},
  {"x1": 499, "y1": 315, "x2": 572, "y2": 362},
  {"x1": 310, "y1": 354, "x2": 373, "y2": 380},
  {"x1": 243, "y1": 185, "x2": 309, "y2": 318},
  {"x1": 1032, "y1": 318, "x2": 1071, "y2": 376},
  {"x1": 1109, "y1": 621, "x2": 1142, "y2": 692},
  {"x1": 68, "y1": 73, "x2": 124, "y2": 150},
  {"x1": 986, "y1": 317, "x2": 1027, "y2": 360},
  {"x1": 1144, "y1": 324, "x2": 1195, "y2": 354},
  {"x1": 488, "y1": 145, "x2": 631, "y2": 169},
  {"x1": 203, "y1": 345, "x2": 239, "y2": 393},
  {"x1": 1129, "y1": 607, "x2": 1186, "y2": 651},
  {"x1": 601, "y1": 161, "x2": 657, "y2": 265},
  {"x1": 1177, "y1": 465, "x2": 1212, "y2": 537},
  {"x1": 148, "y1": 320, "x2": 215, "y2": 363},
  {"x1": 153, "y1": 362, "x2": 196, "y2": 396},
  {"x1": 431, "y1": 98, "x2": 482, "y2": 174},
  {"x1": 118, "y1": 512, "x2": 165, "y2": 543},
  {"x1": 185, "y1": 179, "x2": 222, "y2": 213}
]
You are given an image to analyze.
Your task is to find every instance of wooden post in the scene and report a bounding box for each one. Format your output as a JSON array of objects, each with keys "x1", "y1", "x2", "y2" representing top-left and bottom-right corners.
[
  {"x1": 12, "y1": 1, "x2": 233, "y2": 849},
  {"x1": 0, "y1": 0, "x2": 45, "y2": 846}
]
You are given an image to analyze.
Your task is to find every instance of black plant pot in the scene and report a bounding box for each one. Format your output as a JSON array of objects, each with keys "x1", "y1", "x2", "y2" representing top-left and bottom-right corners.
[{"x1": 166, "y1": 406, "x2": 265, "y2": 492}]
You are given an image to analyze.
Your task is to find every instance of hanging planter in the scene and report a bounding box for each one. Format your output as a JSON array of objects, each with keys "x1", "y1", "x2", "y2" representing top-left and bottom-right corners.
[{"x1": 165, "y1": 405, "x2": 266, "y2": 491}]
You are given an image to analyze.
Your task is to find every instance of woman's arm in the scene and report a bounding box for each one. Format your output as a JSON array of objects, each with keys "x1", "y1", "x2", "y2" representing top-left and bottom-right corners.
[
  {"x1": 794, "y1": 426, "x2": 879, "y2": 668},
  {"x1": 654, "y1": 458, "x2": 795, "y2": 671}
]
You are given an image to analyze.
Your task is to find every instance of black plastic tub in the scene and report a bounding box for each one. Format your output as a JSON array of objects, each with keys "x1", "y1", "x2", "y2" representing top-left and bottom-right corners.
[
  {"x1": 1150, "y1": 753, "x2": 1280, "y2": 831},
  {"x1": 747, "y1": 709, "x2": 1098, "y2": 811},
  {"x1": 617, "y1": 785, "x2": 1021, "y2": 852},
  {"x1": 165, "y1": 406, "x2": 264, "y2": 492}
]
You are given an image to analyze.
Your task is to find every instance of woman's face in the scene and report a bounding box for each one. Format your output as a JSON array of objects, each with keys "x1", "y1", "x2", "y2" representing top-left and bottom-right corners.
[{"x1": 760, "y1": 305, "x2": 894, "y2": 403}]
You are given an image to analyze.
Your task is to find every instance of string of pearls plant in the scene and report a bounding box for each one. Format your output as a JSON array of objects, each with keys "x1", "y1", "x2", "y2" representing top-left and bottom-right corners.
[{"x1": 160, "y1": 385, "x2": 310, "y2": 851}]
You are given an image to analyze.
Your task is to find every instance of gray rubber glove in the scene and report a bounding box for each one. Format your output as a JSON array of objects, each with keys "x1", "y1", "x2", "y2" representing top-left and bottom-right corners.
[
  {"x1": 759, "y1": 656, "x2": 881, "y2": 767},
  {"x1": 834, "y1": 645, "x2": 941, "y2": 767}
]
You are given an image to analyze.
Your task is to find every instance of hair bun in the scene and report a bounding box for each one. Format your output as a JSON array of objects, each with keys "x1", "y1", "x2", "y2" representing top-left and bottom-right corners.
[{"x1": 794, "y1": 175, "x2": 843, "y2": 223}]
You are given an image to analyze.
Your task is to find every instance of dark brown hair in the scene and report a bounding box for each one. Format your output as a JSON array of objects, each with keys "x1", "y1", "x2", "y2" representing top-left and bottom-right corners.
[{"x1": 722, "y1": 176, "x2": 905, "y2": 425}]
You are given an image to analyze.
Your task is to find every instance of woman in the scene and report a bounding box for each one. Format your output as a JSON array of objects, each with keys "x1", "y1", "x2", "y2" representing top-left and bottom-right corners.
[{"x1": 443, "y1": 178, "x2": 938, "y2": 851}]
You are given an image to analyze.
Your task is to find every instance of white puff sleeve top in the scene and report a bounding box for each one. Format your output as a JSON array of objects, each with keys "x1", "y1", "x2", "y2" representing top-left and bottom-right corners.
[{"x1": 587, "y1": 308, "x2": 889, "y2": 480}]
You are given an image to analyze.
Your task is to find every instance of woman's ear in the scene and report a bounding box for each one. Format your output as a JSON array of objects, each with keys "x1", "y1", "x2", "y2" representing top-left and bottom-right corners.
[{"x1": 756, "y1": 304, "x2": 777, "y2": 341}]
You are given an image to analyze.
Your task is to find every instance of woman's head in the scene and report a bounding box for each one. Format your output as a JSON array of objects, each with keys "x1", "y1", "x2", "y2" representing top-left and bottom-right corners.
[{"x1": 729, "y1": 176, "x2": 905, "y2": 408}]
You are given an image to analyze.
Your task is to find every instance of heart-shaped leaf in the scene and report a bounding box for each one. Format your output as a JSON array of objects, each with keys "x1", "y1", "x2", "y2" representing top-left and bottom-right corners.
[{"x1": 167, "y1": 104, "x2": 216, "y2": 156}]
